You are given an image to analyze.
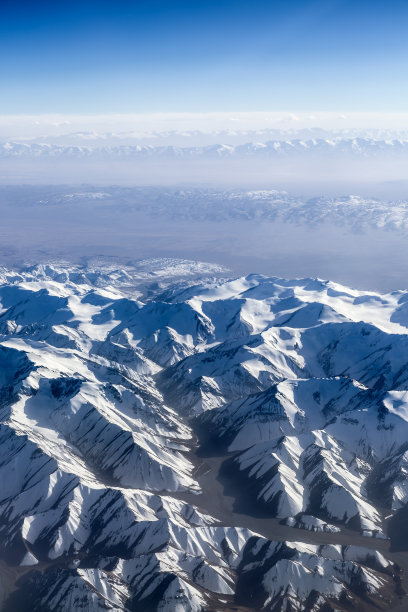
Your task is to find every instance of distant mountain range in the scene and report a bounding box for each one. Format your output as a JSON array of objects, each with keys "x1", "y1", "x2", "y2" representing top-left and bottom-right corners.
[
  {"x1": 3, "y1": 137, "x2": 408, "y2": 159},
  {"x1": 0, "y1": 259, "x2": 408, "y2": 611},
  {"x1": 6, "y1": 185, "x2": 408, "y2": 234}
]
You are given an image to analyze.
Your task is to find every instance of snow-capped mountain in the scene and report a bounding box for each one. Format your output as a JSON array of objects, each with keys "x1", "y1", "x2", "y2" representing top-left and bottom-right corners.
[
  {"x1": 0, "y1": 260, "x2": 407, "y2": 611},
  {"x1": 4, "y1": 137, "x2": 408, "y2": 160},
  {"x1": 8, "y1": 185, "x2": 408, "y2": 234},
  {"x1": 140, "y1": 189, "x2": 408, "y2": 233}
]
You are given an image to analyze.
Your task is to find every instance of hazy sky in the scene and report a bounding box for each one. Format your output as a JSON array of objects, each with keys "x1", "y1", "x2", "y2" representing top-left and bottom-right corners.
[{"x1": 2, "y1": 0, "x2": 408, "y2": 113}]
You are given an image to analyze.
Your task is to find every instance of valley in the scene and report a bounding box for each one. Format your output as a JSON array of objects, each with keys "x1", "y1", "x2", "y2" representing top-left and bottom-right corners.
[{"x1": 0, "y1": 260, "x2": 408, "y2": 610}]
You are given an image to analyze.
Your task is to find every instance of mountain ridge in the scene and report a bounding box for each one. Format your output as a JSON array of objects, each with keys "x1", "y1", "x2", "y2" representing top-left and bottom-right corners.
[
  {"x1": 0, "y1": 260, "x2": 407, "y2": 610},
  {"x1": 4, "y1": 137, "x2": 408, "y2": 160}
]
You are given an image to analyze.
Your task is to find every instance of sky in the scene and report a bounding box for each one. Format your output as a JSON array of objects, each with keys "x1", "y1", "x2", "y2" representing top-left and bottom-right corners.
[{"x1": 1, "y1": 0, "x2": 408, "y2": 114}]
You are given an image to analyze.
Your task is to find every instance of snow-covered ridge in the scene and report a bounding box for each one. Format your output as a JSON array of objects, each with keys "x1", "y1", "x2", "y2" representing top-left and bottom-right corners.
[
  {"x1": 0, "y1": 262, "x2": 407, "y2": 610},
  {"x1": 10, "y1": 126, "x2": 408, "y2": 146},
  {"x1": 4, "y1": 137, "x2": 408, "y2": 159},
  {"x1": 9, "y1": 185, "x2": 408, "y2": 234},
  {"x1": 140, "y1": 190, "x2": 408, "y2": 233}
]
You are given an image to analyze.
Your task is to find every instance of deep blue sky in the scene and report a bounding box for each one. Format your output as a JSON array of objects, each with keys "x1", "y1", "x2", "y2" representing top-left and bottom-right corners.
[{"x1": 1, "y1": 0, "x2": 408, "y2": 113}]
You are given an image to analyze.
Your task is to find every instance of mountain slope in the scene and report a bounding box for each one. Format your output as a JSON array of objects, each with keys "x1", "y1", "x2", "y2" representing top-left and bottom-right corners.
[{"x1": 0, "y1": 262, "x2": 407, "y2": 611}]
